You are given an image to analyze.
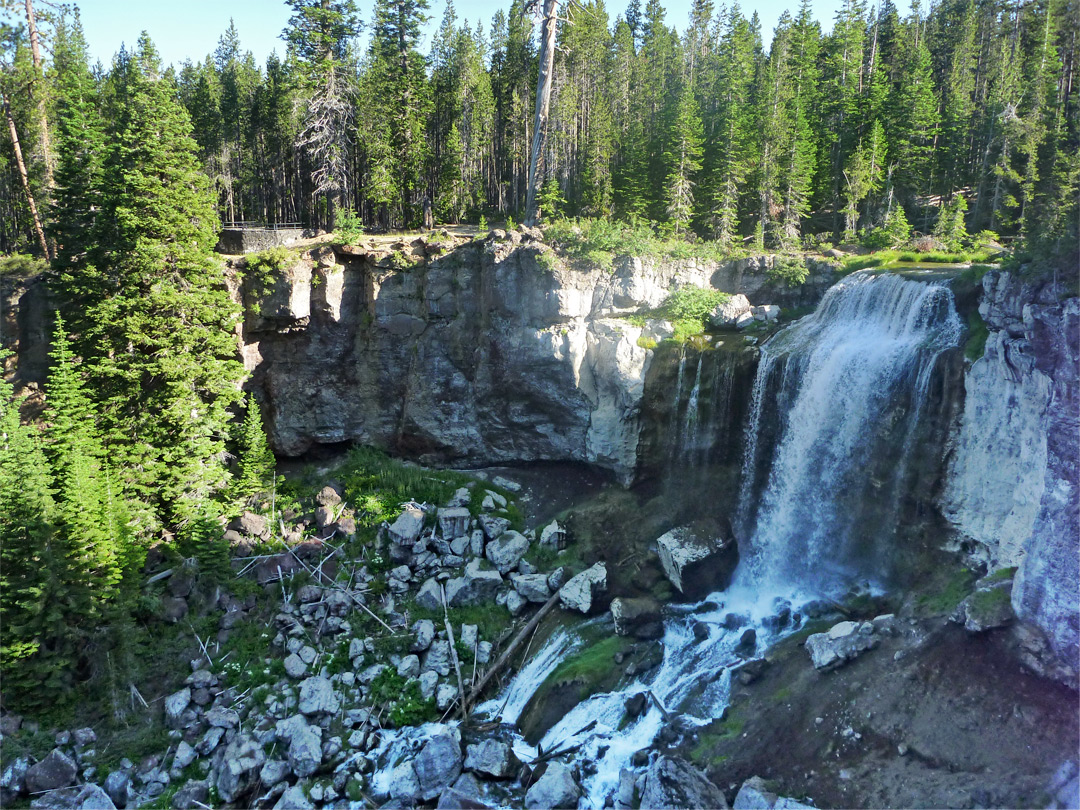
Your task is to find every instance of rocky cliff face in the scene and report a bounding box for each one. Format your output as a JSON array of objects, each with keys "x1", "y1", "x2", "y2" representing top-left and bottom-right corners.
[
  {"x1": 943, "y1": 269, "x2": 1079, "y2": 684},
  {"x1": 241, "y1": 233, "x2": 833, "y2": 484}
]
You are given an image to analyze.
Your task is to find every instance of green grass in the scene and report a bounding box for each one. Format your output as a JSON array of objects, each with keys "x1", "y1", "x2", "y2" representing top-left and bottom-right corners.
[
  {"x1": 967, "y1": 585, "x2": 1012, "y2": 616},
  {"x1": 983, "y1": 566, "x2": 1018, "y2": 584},
  {"x1": 549, "y1": 634, "x2": 632, "y2": 685},
  {"x1": 841, "y1": 248, "x2": 1000, "y2": 274},
  {"x1": 542, "y1": 217, "x2": 742, "y2": 269},
  {"x1": 915, "y1": 565, "x2": 977, "y2": 616},
  {"x1": 618, "y1": 285, "x2": 733, "y2": 344}
]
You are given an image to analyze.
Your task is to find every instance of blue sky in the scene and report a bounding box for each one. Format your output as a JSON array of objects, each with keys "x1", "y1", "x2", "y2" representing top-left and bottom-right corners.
[{"x1": 76, "y1": 0, "x2": 843, "y2": 71}]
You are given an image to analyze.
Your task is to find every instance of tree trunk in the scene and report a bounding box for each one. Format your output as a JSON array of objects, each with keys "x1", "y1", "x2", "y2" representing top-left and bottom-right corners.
[
  {"x1": 524, "y1": 0, "x2": 559, "y2": 227},
  {"x1": 2, "y1": 92, "x2": 50, "y2": 259},
  {"x1": 24, "y1": 0, "x2": 54, "y2": 190}
]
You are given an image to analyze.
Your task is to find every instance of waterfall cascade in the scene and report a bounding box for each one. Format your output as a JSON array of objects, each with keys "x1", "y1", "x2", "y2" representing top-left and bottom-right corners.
[{"x1": 461, "y1": 271, "x2": 965, "y2": 807}]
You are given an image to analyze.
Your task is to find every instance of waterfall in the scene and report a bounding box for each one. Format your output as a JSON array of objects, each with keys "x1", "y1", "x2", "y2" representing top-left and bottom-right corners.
[{"x1": 736, "y1": 270, "x2": 963, "y2": 591}]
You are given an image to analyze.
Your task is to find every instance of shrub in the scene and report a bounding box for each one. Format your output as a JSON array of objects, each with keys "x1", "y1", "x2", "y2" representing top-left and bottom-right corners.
[
  {"x1": 933, "y1": 195, "x2": 969, "y2": 251},
  {"x1": 336, "y1": 208, "x2": 364, "y2": 244},
  {"x1": 0, "y1": 253, "x2": 48, "y2": 276},
  {"x1": 767, "y1": 256, "x2": 809, "y2": 287}
]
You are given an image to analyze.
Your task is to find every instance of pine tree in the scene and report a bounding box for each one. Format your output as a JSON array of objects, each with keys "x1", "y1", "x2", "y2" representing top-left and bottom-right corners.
[
  {"x1": 74, "y1": 34, "x2": 245, "y2": 529},
  {"x1": 664, "y1": 82, "x2": 704, "y2": 233},
  {"x1": 933, "y1": 194, "x2": 968, "y2": 249},
  {"x1": 843, "y1": 120, "x2": 887, "y2": 238},
  {"x1": 235, "y1": 393, "x2": 276, "y2": 501}
]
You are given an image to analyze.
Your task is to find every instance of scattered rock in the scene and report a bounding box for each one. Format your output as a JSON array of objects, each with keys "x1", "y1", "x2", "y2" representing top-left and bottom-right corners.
[
  {"x1": 286, "y1": 721, "x2": 323, "y2": 779},
  {"x1": 559, "y1": 562, "x2": 608, "y2": 613},
  {"x1": 524, "y1": 762, "x2": 581, "y2": 810},
  {"x1": 438, "y1": 507, "x2": 472, "y2": 540},
  {"x1": 414, "y1": 731, "x2": 463, "y2": 800},
  {"x1": 805, "y1": 621, "x2": 879, "y2": 671},
  {"x1": 955, "y1": 580, "x2": 1015, "y2": 633},
  {"x1": 215, "y1": 734, "x2": 266, "y2": 804},
  {"x1": 164, "y1": 688, "x2": 191, "y2": 727},
  {"x1": 641, "y1": 755, "x2": 729, "y2": 810},
  {"x1": 485, "y1": 531, "x2": 530, "y2": 575},
  {"x1": 446, "y1": 560, "x2": 503, "y2": 606},
  {"x1": 298, "y1": 676, "x2": 340, "y2": 716},
  {"x1": 388, "y1": 504, "x2": 425, "y2": 545},
  {"x1": 171, "y1": 779, "x2": 209, "y2": 810},
  {"x1": 512, "y1": 573, "x2": 552, "y2": 603},
  {"x1": 464, "y1": 740, "x2": 519, "y2": 780},
  {"x1": 416, "y1": 578, "x2": 444, "y2": 611},
  {"x1": 274, "y1": 784, "x2": 315, "y2": 810},
  {"x1": 709, "y1": 294, "x2": 752, "y2": 329},
  {"x1": 655, "y1": 526, "x2": 739, "y2": 599},
  {"x1": 478, "y1": 515, "x2": 511, "y2": 541},
  {"x1": 284, "y1": 653, "x2": 308, "y2": 679},
  {"x1": 1, "y1": 757, "x2": 29, "y2": 804},
  {"x1": 611, "y1": 597, "x2": 663, "y2": 639},
  {"x1": 25, "y1": 749, "x2": 77, "y2": 793},
  {"x1": 411, "y1": 619, "x2": 436, "y2": 652},
  {"x1": 539, "y1": 520, "x2": 565, "y2": 549}
]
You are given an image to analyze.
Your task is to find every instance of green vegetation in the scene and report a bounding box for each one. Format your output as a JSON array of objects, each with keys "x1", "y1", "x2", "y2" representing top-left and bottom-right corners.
[
  {"x1": 336, "y1": 207, "x2": 365, "y2": 243},
  {"x1": 543, "y1": 218, "x2": 736, "y2": 269},
  {"x1": 965, "y1": 310, "x2": 990, "y2": 362},
  {"x1": 967, "y1": 585, "x2": 1012, "y2": 618},
  {"x1": 620, "y1": 285, "x2": 733, "y2": 344},
  {"x1": 767, "y1": 256, "x2": 809, "y2": 287},
  {"x1": 369, "y1": 668, "x2": 438, "y2": 728},
  {"x1": 0, "y1": 253, "x2": 48, "y2": 276},
  {"x1": 916, "y1": 564, "x2": 977, "y2": 617},
  {"x1": 983, "y1": 566, "x2": 1018, "y2": 584}
]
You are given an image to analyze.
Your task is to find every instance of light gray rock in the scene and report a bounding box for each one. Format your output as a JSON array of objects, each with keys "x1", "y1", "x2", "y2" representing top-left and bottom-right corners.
[
  {"x1": 1, "y1": 756, "x2": 29, "y2": 803},
  {"x1": 436, "y1": 684, "x2": 458, "y2": 712},
  {"x1": 446, "y1": 560, "x2": 503, "y2": 606},
  {"x1": 260, "y1": 760, "x2": 291, "y2": 786},
  {"x1": 196, "y1": 726, "x2": 225, "y2": 756},
  {"x1": 73, "y1": 728, "x2": 96, "y2": 747},
  {"x1": 547, "y1": 567, "x2": 567, "y2": 591},
  {"x1": 414, "y1": 732, "x2": 463, "y2": 800},
  {"x1": 464, "y1": 740, "x2": 519, "y2": 779},
  {"x1": 805, "y1": 621, "x2": 879, "y2": 670},
  {"x1": 419, "y1": 671, "x2": 440, "y2": 700},
  {"x1": 387, "y1": 761, "x2": 421, "y2": 802},
  {"x1": 388, "y1": 504, "x2": 425, "y2": 545},
  {"x1": 398, "y1": 655, "x2": 421, "y2": 678},
  {"x1": 103, "y1": 771, "x2": 130, "y2": 808},
  {"x1": 411, "y1": 620, "x2": 436, "y2": 655},
  {"x1": 641, "y1": 756, "x2": 728, "y2": 810},
  {"x1": 507, "y1": 589, "x2": 527, "y2": 615},
  {"x1": 25, "y1": 749, "x2": 77, "y2": 793},
  {"x1": 170, "y1": 779, "x2": 209, "y2": 810},
  {"x1": 274, "y1": 784, "x2": 315, "y2": 810},
  {"x1": 955, "y1": 581, "x2": 1015, "y2": 633},
  {"x1": 447, "y1": 487, "x2": 472, "y2": 507},
  {"x1": 215, "y1": 734, "x2": 266, "y2": 804},
  {"x1": 299, "y1": 676, "x2": 340, "y2": 716},
  {"x1": 287, "y1": 722, "x2": 323, "y2": 779},
  {"x1": 478, "y1": 515, "x2": 511, "y2": 541},
  {"x1": 63, "y1": 784, "x2": 116, "y2": 809},
  {"x1": 709, "y1": 294, "x2": 751, "y2": 329},
  {"x1": 164, "y1": 688, "x2": 191, "y2": 727},
  {"x1": 416, "y1": 578, "x2": 444, "y2": 611},
  {"x1": 512, "y1": 573, "x2": 552, "y2": 603},
  {"x1": 524, "y1": 762, "x2": 581, "y2": 810},
  {"x1": 655, "y1": 526, "x2": 739, "y2": 599},
  {"x1": 459, "y1": 624, "x2": 478, "y2": 650},
  {"x1": 423, "y1": 640, "x2": 453, "y2": 676},
  {"x1": 172, "y1": 741, "x2": 196, "y2": 772},
  {"x1": 733, "y1": 776, "x2": 777, "y2": 809},
  {"x1": 485, "y1": 530, "x2": 530, "y2": 575},
  {"x1": 476, "y1": 641, "x2": 493, "y2": 664},
  {"x1": 206, "y1": 707, "x2": 240, "y2": 728},
  {"x1": 559, "y1": 562, "x2": 607, "y2": 613},
  {"x1": 438, "y1": 507, "x2": 471, "y2": 540},
  {"x1": 611, "y1": 596, "x2": 664, "y2": 639},
  {"x1": 284, "y1": 653, "x2": 308, "y2": 679},
  {"x1": 470, "y1": 530, "x2": 485, "y2": 557},
  {"x1": 539, "y1": 520, "x2": 564, "y2": 549}
]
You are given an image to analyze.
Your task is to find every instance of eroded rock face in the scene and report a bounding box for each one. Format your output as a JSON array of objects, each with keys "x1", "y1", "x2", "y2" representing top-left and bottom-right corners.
[
  {"x1": 943, "y1": 270, "x2": 1078, "y2": 684},
  {"x1": 242, "y1": 240, "x2": 835, "y2": 485}
]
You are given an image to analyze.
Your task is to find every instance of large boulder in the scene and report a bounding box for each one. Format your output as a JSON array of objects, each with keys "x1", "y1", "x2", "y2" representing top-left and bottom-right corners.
[
  {"x1": 640, "y1": 755, "x2": 729, "y2": 810},
  {"x1": 655, "y1": 526, "x2": 738, "y2": 599},
  {"x1": 733, "y1": 776, "x2": 815, "y2": 809},
  {"x1": 524, "y1": 762, "x2": 581, "y2": 810},
  {"x1": 954, "y1": 578, "x2": 1015, "y2": 633},
  {"x1": 414, "y1": 731, "x2": 463, "y2": 801},
  {"x1": 559, "y1": 562, "x2": 608, "y2": 613},
  {"x1": 709, "y1": 294, "x2": 751, "y2": 329},
  {"x1": 485, "y1": 531, "x2": 530, "y2": 575},
  {"x1": 464, "y1": 739, "x2": 520, "y2": 779},
  {"x1": 388, "y1": 504, "x2": 425, "y2": 545},
  {"x1": 438, "y1": 506, "x2": 472, "y2": 540},
  {"x1": 610, "y1": 596, "x2": 663, "y2": 639},
  {"x1": 25, "y1": 749, "x2": 77, "y2": 793},
  {"x1": 446, "y1": 560, "x2": 503, "y2": 606},
  {"x1": 298, "y1": 676, "x2": 340, "y2": 716},
  {"x1": 511, "y1": 573, "x2": 552, "y2": 603},
  {"x1": 215, "y1": 734, "x2": 266, "y2": 804},
  {"x1": 287, "y1": 722, "x2": 323, "y2": 778},
  {"x1": 804, "y1": 621, "x2": 879, "y2": 671}
]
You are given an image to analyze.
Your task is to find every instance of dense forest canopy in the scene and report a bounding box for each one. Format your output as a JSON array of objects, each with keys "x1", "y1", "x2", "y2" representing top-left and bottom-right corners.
[
  {"x1": 0, "y1": 0, "x2": 1077, "y2": 707},
  {"x1": 1, "y1": 0, "x2": 1078, "y2": 251}
]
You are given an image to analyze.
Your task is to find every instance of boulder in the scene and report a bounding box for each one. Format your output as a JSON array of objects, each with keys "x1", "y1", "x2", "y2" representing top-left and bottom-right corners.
[
  {"x1": 539, "y1": 520, "x2": 565, "y2": 549},
  {"x1": 316, "y1": 485, "x2": 342, "y2": 507},
  {"x1": 446, "y1": 560, "x2": 503, "y2": 606},
  {"x1": 478, "y1": 515, "x2": 510, "y2": 541},
  {"x1": 709, "y1": 294, "x2": 751, "y2": 329},
  {"x1": 611, "y1": 596, "x2": 663, "y2": 639},
  {"x1": 464, "y1": 740, "x2": 519, "y2": 780},
  {"x1": 507, "y1": 589, "x2": 527, "y2": 615},
  {"x1": 215, "y1": 734, "x2": 266, "y2": 804},
  {"x1": 524, "y1": 762, "x2": 581, "y2": 810},
  {"x1": 274, "y1": 784, "x2": 315, "y2": 810},
  {"x1": 414, "y1": 731, "x2": 463, "y2": 800},
  {"x1": 735, "y1": 311, "x2": 755, "y2": 329},
  {"x1": 511, "y1": 573, "x2": 551, "y2": 603},
  {"x1": 559, "y1": 562, "x2": 608, "y2": 613},
  {"x1": 485, "y1": 531, "x2": 530, "y2": 575},
  {"x1": 387, "y1": 761, "x2": 421, "y2": 802},
  {"x1": 25, "y1": 749, "x2": 77, "y2": 793},
  {"x1": 641, "y1": 755, "x2": 729, "y2": 810},
  {"x1": 655, "y1": 526, "x2": 739, "y2": 599},
  {"x1": 416, "y1": 578, "x2": 444, "y2": 611},
  {"x1": 231, "y1": 511, "x2": 269, "y2": 538},
  {"x1": 388, "y1": 504, "x2": 425, "y2": 545},
  {"x1": 955, "y1": 581, "x2": 1015, "y2": 633},
  {"x1": 804, "y1": 621, "x2": 879, "y2": 671},
  {"x1": 298, "y1": 676, "x2": 340, "y2": 716},
  {"x1": 205, "y1": 707, "x2": 240, "y2": 729},
  {"x1": 438, "y1": 507, "x2": 472, "y2": 540},
  {"x1": 436, "y1": 683, "x2": 458, "y2": 711},
  {"x1": 1047, "y1": 760, "x2": 1079, "y2": 810},
  {"x1": 164, "y1": 687, "x2": 191, "y2": 727},
  {"x1": 287, "y1": 722, "x2": 323, "y2": 778},
  {"x1": 398, "y1": 655, "x2": 421, "y2": 678},
  {"x1": 1, "y1": 756, "x2": 29, "y2": 804},
  {"x1": 260, "y1": 760, "x2": 290, "y2": 787},
  {"x1": 284, "y1": 653, "x2": 307, "y2": 679},
  {"x1": 103, "y1": 771, "x2": 130, "y2": 808},
  {"x1": 411, "y1": 619, "x2": 436, "y2": 652},
  {"x1": 423, "y1": 640, "x2": 453, "y2": 676},
  {"x1": 733, "y1": 776, "x2": 814, "y2": 809},
  {"x1": 171, "y1": 779, "x2": 209, "y2": 810}
]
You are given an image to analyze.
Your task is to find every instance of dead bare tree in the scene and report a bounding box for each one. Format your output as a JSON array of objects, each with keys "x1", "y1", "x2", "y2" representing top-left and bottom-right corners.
[
  {"x1": 2, "y1": 89, "x2": 50, "y2": 258},
  {"x1": 23, "y1": 0, "x2": 54, "y2": 190},
  {"x1": 523, "y1": 0, "x2": 559, "y2": 227}
]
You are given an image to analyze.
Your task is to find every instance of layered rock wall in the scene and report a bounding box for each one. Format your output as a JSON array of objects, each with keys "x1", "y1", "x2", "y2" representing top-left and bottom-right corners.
[
  {"x1": 943, "y1": 269, "x2": 1079, "y2": 682},
  {"x1": 241, "y1": 234, "x2": 831, "y2": 484}
]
